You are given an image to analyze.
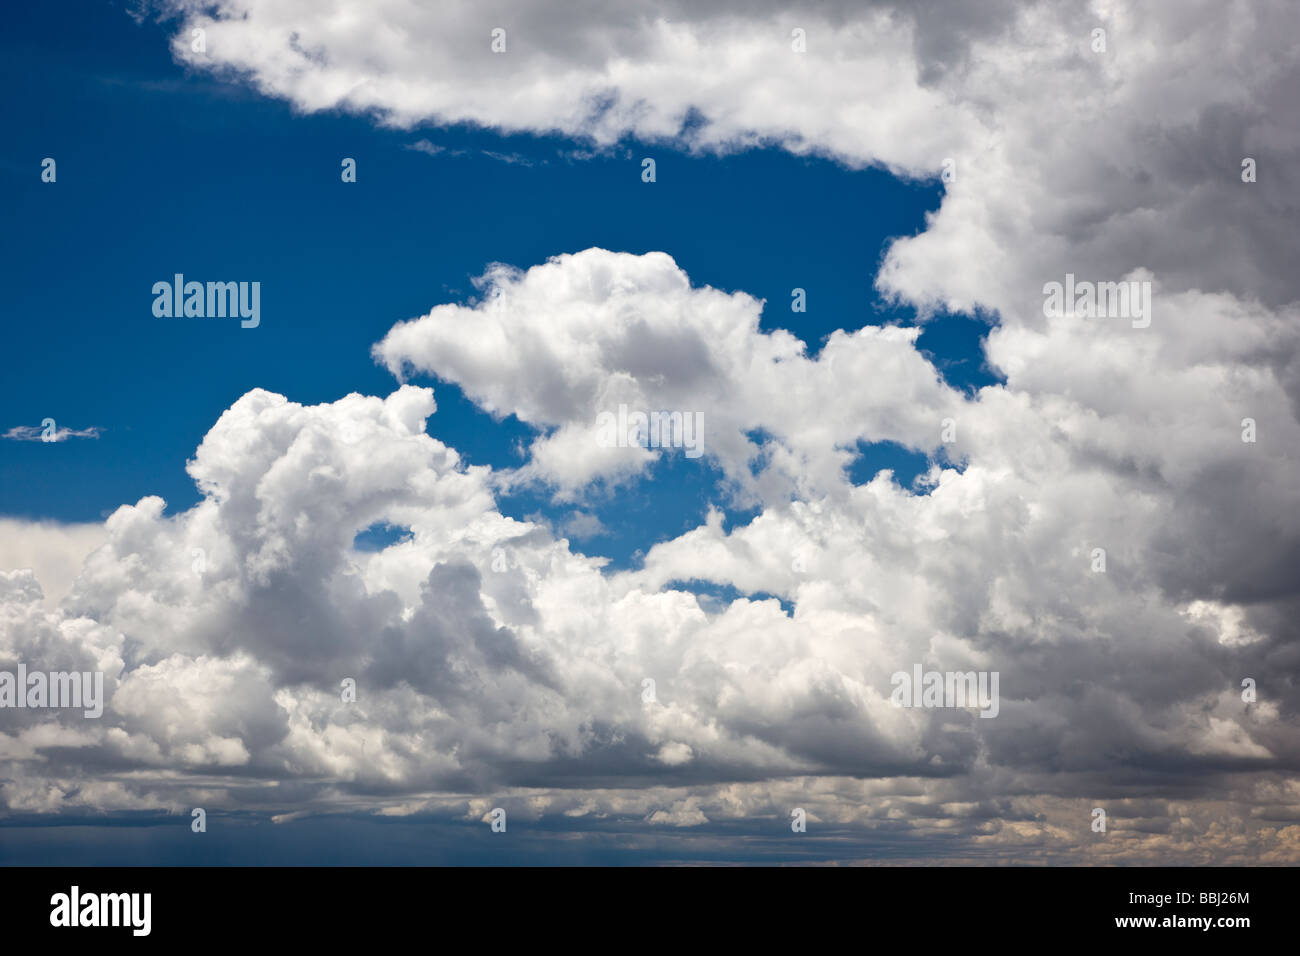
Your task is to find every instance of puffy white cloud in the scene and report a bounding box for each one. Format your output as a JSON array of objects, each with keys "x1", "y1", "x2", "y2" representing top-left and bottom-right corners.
[
  {"x1": 374, "y1": 248, "x2": 962, "y2": 501},
  {"x1": 4, "y1": 237, "x2": 1296, "y2": 859},
  {"x1": 156, "y1": 0, "x2": 1300, "y2": 312}
]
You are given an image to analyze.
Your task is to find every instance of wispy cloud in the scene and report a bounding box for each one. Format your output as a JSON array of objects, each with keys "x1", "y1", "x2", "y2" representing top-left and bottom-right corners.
[
  {"x1": 405, "y1": 138, "x2": 453, "y2": 157},
  {"x1": 480, "y1": 149, "x2": 538, "y2": 167},
  {"x1": 4, "y1": 424, "x2": 102, "y2": 442},
  {"x1": 406, "y1": 139, "x2": 542, "y2": 167}
]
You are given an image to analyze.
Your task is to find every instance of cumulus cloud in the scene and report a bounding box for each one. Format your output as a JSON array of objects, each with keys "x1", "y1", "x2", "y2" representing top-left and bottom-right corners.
[
  {"x1": 154, "y1": 0, "x2": 1300, "y2": 311},
  {"x1": 4, "y1": 239, "x2": 1297, "y2": 859},
  {"x1": 373, "y1": 249, "x2": 960, "y2": 501},
  {"x1": 0, "y1": 0, "x2": 1296, "y2": 861}
]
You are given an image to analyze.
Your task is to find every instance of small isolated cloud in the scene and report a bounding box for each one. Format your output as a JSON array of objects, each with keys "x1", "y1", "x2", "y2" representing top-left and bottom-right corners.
[
  {"x1": 4, "y1": 424, "x2": 102, "y2": 442},
  {"x1": 405, "y1": 139, "x2": 451, "y2": 157},
  {"x1": 405, "y1": 141, "x2": 535, "y2": 166},
  {"x1": 480, "y1": 150, "x2": 538, "y2": 167}
]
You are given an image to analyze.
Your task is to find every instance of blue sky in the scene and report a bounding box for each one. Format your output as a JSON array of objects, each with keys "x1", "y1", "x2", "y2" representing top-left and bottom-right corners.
[{"x1": 0, "y1": 1, "x2": 995, "y2": 572}]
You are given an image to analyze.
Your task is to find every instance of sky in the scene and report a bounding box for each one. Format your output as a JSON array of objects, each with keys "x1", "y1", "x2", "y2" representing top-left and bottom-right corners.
[
  {"x1": 0, "y1": 1, "x2": 989, "y2": 556},
  {"x1": 1, "y1": 0, "x2": 1298, "y2": 865}
]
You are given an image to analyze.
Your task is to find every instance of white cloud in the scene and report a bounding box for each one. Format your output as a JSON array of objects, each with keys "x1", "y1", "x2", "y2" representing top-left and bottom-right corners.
[
  {"x1": 156, "y1": 0, "x2": 1300, "y2": 314},
  {"x1": 373, "y1": 248, "x2": 961, "y2": 501},
  {"x1": 3, "y1": 425, "x2": 102, "y2": 442}
]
